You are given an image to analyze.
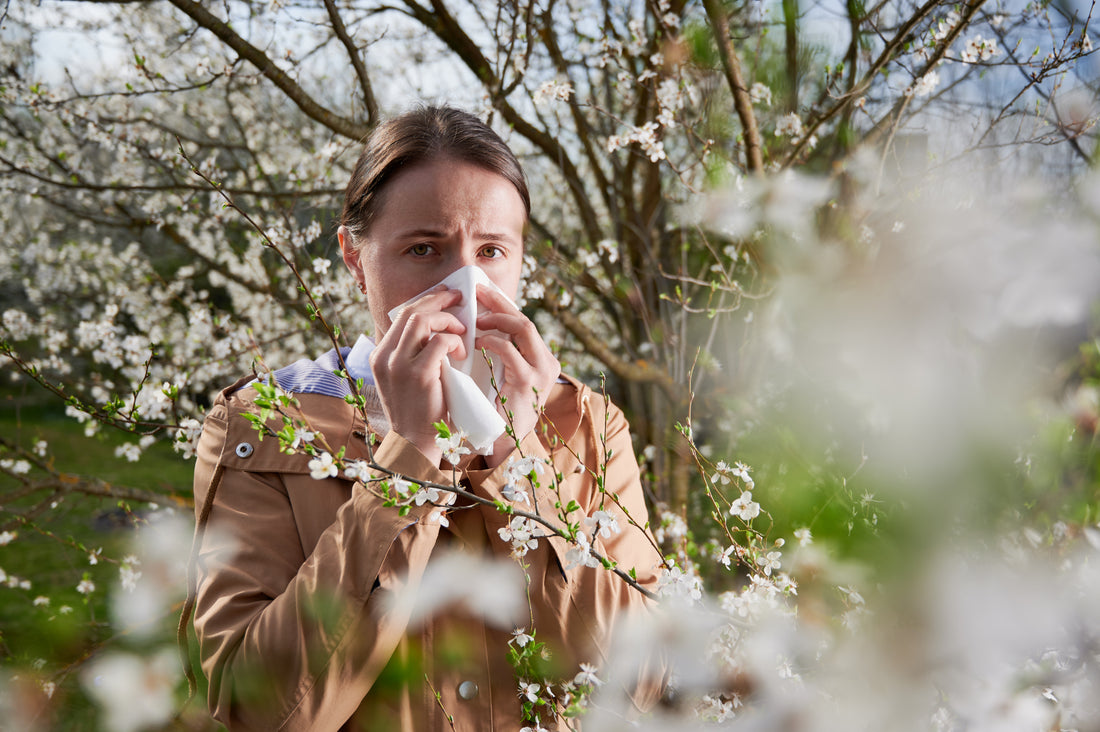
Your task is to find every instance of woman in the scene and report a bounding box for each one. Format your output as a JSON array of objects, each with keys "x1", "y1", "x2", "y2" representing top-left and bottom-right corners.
[{"x1": 189, "y1": 106, "x2": 663, "y2": 730}]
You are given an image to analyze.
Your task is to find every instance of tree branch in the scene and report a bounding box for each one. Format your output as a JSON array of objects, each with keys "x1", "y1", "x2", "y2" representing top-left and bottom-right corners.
[
  {"x1": 161, "y1": 0, "x2": 371, "y2": 140},
  {"x1": 403, "y1": 0, "x2": 604, "y2": 244},
  {"x1": 321, "y1": 0, "x2": 379, "y2": 127},
  {"x1": 781, "y1": 0, "x2": 951, "y2": 167}
]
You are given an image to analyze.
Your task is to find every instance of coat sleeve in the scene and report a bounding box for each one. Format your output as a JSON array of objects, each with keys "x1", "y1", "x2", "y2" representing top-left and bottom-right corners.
[
  {"x1": 464, "y1": 389, "x2": 667, "y2": 712},
  {"x1": 191, "y1": 398, "x2": 450, "y2": 731}
]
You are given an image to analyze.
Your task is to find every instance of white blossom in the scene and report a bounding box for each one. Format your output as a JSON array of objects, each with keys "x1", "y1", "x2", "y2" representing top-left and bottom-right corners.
[
  {"x1": 2, "y1": 309, "x2": 32, "y2": 339},
  {"x1": 729, "y1": 491, "x2": 761, "y2": 521},
  {"x1": 596, "y1": 238, "x2": 620, "y2": 264},
  {"x1": 518, "y1": 680, "x2": 541, "y2": 702},
  {"x1": 750, "y1": 82, "x2": 772, "y2": 106},
  {"x1": 290, "y1": 428, "x2": 316, "y2": 449},
  {"x1": 114, "y1": 442, "x2": 142, "y2": 462},
  {"x1": 564, "y1": 530, "x2": 600, "y2": 570},
  {"x1": 80, "y1": 649, "x2": 180, "y2": 732},
  {"x1": 583, "y1": 509, "x2": 621, "y2": 539},
  {"x1": 498, "y1": 516, "x2": 540, "y2": 558},
  {"x1": 573, "y1": 662, "x2": 602, "y2": 687},
  {"x1": 173, "y1": 418, "x2": 203, "y2": 459},
  {"x1": 756, "y1": 550, "x2": 782, "y2": 576},
  {"x1": 657, "y1": 565, "x2": 703, "y2": 601},
  {"x1": 775, "y1": 112, "x2": 804, "y2": 138},
  {"x1": 412, "y1": 484, "x2": 441, "y2": 506},
  {"x1": 961, "y1": 35, "x2": 1000, "y2": 63},
  {"x1": 908, "y1": 70, "x2": 941, "y2": 97},
  {"x1": 511, "y1": 628, "x2": 534, "y2": 647},
  {"x1": 533, "y1": 79, "x2": 574, "y2": 106},
  {"x1": 344, "y1": 460, "x2": 370, "y2": 481},
  {"x1": 307, "y1": 451, "x2": 338, "y2": 480},
  {"x1": 435, "y1": 430, "x2": 470, "y2": 465}
]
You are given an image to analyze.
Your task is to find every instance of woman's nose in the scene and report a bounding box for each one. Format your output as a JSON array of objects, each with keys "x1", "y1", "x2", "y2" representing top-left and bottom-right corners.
[{"x1": 454, "y1": 242, "x2": 481, "y2": 269}]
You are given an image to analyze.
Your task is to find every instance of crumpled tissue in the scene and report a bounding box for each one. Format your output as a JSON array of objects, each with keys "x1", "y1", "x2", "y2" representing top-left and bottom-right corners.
[{"x1": 388, "y1": 265, "x2": 513, "y2": 455}]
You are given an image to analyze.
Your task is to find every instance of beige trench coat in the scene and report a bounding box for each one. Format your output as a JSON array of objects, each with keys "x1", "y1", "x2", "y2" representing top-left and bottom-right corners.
[{"x1": 191, "y1": 373, "x2": 664, "y2": 731}]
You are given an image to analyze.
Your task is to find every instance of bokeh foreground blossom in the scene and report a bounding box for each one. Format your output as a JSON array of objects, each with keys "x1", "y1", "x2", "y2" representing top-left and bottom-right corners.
[{"x1": 565, "y1": 167, "x2": 1100, "y2": 729}]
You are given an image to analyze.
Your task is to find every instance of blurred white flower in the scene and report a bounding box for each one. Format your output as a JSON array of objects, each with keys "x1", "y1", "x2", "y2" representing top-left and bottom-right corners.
[
  {"x1": 80, "y1": 648, "x2": 179, "y2": 732},
  {"x1": 390, "y1": 551, "x2": 525, "y2": 628},
  {"x1": 344, "y1": 460, "x2": 370, "y2": 481},
  {"x1": 533, "y1": 79, "x2": 574, "y2": 106},
  {"x1": 173, "y1": 418, "x2": 202, "y2": 459},
  {"x1": 574, "y1": 662, "x2": 602, "y2": 687},
  {"x1": 511, "y1": 628, "x2": 534, "y2": 647},
  {"x1": 114, "y1": 443, "x2": 142, "y2": 462},
  {"x1": 657, "y1": 565, "x2": 702, "y2": 601},
  {"x1": 908, "y1": 70, "x2": 940, "y2": 97},
  {"x1": 307, "y1": 451, "x2": 338, "y2": 480},
  {"x1": 751, "y1": 82, "x2": 773, "y2": 106},
  {"x1": 775, "y1": 112, "x2": 804, "y2": 138},
  {"x1": 596, "y1": 238, "x2": 619, "y2": 264},
  {"x1": 112, "y1": 513, "x2": 194, "y2": 636}
]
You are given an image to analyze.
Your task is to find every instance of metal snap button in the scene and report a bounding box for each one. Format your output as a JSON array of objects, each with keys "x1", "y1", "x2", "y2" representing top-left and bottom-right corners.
[
  {"x1": 457, "y1": 680, "x2": 479, "y2": 700},
  {"x1": 234, "y1": 442, "x2": 254, "y2": 458}
]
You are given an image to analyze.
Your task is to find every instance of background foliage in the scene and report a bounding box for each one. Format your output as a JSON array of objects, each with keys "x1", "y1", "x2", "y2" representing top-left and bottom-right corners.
[{"x1": 2, "y1": 0, "x2": 1099, "y2": 728}]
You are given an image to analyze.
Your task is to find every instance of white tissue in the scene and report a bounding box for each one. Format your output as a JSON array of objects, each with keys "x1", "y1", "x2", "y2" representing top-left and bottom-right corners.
[{"x1": 387, "y1": 266, "x2": 512, "y2": 455}]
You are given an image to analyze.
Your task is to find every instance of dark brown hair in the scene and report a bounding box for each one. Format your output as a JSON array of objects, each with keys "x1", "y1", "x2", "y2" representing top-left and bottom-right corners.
[{"x1": 340, "y1": 106, "x2": 530, "y2": 248}]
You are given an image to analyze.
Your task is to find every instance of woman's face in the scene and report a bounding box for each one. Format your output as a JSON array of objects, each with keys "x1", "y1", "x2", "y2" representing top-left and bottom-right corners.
[{"x1": 340, "y1": 158, "x2": 527, "y2": 338}]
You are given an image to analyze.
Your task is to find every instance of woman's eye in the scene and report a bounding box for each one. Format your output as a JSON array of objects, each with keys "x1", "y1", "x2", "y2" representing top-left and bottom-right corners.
[
  {"x1": 479, "y1": 245, "x2": 503, "y2": 259},
  {"x1": 409, "y1": 243, "x2": 433, "y2": 256}
]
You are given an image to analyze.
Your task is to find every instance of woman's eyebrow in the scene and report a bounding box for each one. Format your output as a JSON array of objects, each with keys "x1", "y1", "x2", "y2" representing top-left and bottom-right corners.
[
  {"x1": 394, "y1": 227, "x2": 518, "y2": 242},
  {"x1": 394, "y1": 227, "x2": 446, "y2": 240}
]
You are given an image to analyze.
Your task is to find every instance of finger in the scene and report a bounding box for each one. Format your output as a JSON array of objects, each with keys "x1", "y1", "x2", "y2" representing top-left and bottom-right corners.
[
  {"x1": 476, "y1": 312, "x2": 556, "y2": 372},
  {"x1": 474, "y1": 333, "x2": 530, "y2": 380},
  {"x1": 397, "y1": 310, "x2": 467, "y2": 348},
  {"x1": 474, "y1": 284, "x2": 519, "y2": 314},
  {"x1": 388, "y1": 287, "x2": 463, "y2": 331},
  {"x1": 476, "y1": 333, "x2": 559, "y2": 404},
  {"x1": 372, "y1": 311, "x2": 466, "y2": 379},
  {"x1": 413, "y1": 332, "x2": 468, "y2": 370}
]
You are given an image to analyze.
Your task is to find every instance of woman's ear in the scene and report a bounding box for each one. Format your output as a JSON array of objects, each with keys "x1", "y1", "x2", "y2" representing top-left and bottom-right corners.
[{"x1": 338, "y1": 225, "x2": 365, "y2": 289}]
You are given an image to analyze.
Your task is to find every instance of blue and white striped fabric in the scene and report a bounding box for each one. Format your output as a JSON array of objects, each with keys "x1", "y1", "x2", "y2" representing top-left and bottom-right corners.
[{"x1": 257, "y1": 335, "x2": 375, "y2": 398}]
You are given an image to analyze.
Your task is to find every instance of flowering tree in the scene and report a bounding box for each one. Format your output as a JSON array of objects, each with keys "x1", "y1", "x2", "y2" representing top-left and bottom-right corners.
[{"x1": 2, "y1": 0, "x2": 1099, "y2": 728}]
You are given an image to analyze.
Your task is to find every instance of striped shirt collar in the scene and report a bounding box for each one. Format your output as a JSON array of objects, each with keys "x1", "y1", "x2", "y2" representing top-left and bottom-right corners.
[{"x1": 257, "y1": 335, "x2": 375, "y2": 399}]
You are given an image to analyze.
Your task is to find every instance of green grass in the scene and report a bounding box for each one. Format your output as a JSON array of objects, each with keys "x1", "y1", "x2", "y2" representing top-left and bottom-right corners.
[{"x1": 0, "y1": 395, "x2": 202, "y2": 729}]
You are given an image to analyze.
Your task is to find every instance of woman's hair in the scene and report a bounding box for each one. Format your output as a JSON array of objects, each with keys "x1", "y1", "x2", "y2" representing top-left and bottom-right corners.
[{"x1": 340, "y1": 105, "x2": 530, "y2": 247}]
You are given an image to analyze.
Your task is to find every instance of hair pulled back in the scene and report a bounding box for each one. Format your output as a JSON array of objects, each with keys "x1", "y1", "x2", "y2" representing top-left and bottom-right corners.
[{"x1": 340, "y1": 106, "x2": 530, "y2": 248}]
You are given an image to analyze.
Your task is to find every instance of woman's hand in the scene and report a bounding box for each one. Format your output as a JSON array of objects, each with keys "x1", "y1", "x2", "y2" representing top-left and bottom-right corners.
[
  {"x1": 474, "y1": 284, "x2": 561, "y2": 468},
  {"x1": 370, "y1": 286, "x2": 466, "y2": 464}
]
